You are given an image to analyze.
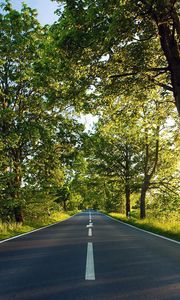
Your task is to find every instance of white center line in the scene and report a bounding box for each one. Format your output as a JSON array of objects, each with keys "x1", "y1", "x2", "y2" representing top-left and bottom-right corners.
[
  {"x1": 86, "y1": 223, "x2": 93, "y2": 228},
  {"x1": 85, "y1": 242, "x2": 95, "y2": 280},
  {"x1": 89, "y1": 212, "x2": 92, "y2": 223},
  {"x1": 88, "y1": 228, "x2": 92, "y2": 236}
]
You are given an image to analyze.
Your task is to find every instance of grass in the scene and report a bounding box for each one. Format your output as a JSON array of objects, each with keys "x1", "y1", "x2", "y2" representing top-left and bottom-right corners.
[
  {"x1": 0, "y1": 211, "x2": 72, "y2": 241},
  {"x1": 107, "y1": 211, "x2": 180, "y2": 242}
]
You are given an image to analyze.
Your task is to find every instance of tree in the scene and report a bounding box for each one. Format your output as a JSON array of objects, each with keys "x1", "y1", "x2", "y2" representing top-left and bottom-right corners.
[
  {"x1": 134, "y1": 94, "x2": 179, "y2": 218},
  {"x1": 80, "y1": 88, "x2": 179, "y2": 218},
  {"x1": 135, "y1": 1, "x2": 180, "y2": 114},
  {"x1": 0, "y1": 2, "x2": 45, "y2": 222},
  {"x1": 55, "y1": 0, "x2": 180, "y2": 115},
  {"x1": 137, "y1": 100, "x2": 161, "y2": 218},
  {"x1": 0, "y1": 2, "x2": 85, "y2": 222},
  {"x1": 82, "y1": 103, "x2": 140, "y2": 216},
  {"x1": 55, "y1": 186, "x2": 70, "y2": 211}
]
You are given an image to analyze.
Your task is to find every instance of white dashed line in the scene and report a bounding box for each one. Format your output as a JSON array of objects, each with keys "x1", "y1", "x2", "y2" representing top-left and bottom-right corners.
[
  {"x1": 88, "y1": 228, "x2": 92, "y2": 236},
  {"x1": 85, "y1": 242, "x2": 95, "y2": 280}
]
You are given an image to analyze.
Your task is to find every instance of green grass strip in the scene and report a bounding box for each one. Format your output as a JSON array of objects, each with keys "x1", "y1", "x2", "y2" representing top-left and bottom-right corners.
[
  {"x1": 0, "y1": 211, "x2": 71, "y2": 241},
  {"x1": 107, "y1": 212, "x2": 180, "y2": 242}
]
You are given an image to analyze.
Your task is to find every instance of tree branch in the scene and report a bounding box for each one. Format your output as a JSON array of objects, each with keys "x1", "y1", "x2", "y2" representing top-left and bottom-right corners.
[
  {"x1": 109, "y1": 72, "x2": 137, "y2": 78},
  {"x1": 151, "y1": 78, "x2": 173, "y2": 91}
]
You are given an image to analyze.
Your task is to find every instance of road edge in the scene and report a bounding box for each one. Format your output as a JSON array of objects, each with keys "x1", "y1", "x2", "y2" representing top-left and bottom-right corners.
[
  {"x1": 102, "y1": 212, "x2": 180, "y2": 245},
  {"x1": 0, "y1": 214, "x2": 77, "y2": 244}
]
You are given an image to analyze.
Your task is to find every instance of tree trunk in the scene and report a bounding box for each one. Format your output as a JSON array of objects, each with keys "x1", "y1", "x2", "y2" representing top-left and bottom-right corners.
[
  {"x1": 140, "y1": 180, "x2": 149, "y2": 219},
  {"x1": 125, "y1": 144, "x2": 131, "y2": 217},
  {"x1": 12, "y1": 157, "x2": 23, "y2": 223},
  {"x1": 157, "y1": 9, "x2": 180, "y2": 115},
  {"x1": 140, "y1": 129, "x2": 159, "y2": 219},
  {"x1": 119, "y1": 195, "x2": 124, "y2": 214},
  {"x1": 125, "y1": 183, "x2": 131, "y2": 217},
  {"x1": 14, "y1": 206, "x2": 24, "y2": 223},
  {"x1": 170, "y1": 61, "x2": 180, "y2": 115},
  {"x1": 63, "y1": 200, "x2": 67, "y2": 211}
]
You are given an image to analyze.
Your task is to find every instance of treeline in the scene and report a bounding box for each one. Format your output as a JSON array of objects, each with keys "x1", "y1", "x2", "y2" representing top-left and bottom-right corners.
[
  {"x1": 79, "y1": 97, "x2": 179, "y2": 218},
  {"x1": 0, "y1": 2, "x2": 84, "y2": 222},
  {"x1": 0, "y1": 1, "x2": 179, "y2": 223}
]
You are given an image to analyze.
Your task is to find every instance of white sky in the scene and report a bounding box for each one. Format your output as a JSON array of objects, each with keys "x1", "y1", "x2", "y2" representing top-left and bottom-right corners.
[{"x1": 79, "y1": 114, "x2": 99, "y2": 133}]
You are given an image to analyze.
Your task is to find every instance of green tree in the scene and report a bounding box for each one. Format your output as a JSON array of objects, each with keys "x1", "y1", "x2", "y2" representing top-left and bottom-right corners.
[
  {"x1": 0, "y1": 2, "x2": 85, "y2": 222},
  {"x1": 55, "y1": 0, "x2": 180, "y2": 114},
  {"x1": 81, "y1": 89, "x2": 179, "y2": 218},
  {"x1": 0, "y1": 2, "x2": 45, "y2": 221}
]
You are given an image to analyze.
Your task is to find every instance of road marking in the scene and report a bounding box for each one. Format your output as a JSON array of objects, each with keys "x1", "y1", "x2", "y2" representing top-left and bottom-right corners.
[
  {"x1": 88, "y1": 228, "x2": 92, "y2": 236},
  {"x1": 89, "y1": 212, "x2": 92, "y2": 223},
  {"x1": 85, "y1": 242, "x2": 95, "y2": 280},
  {"x1": 104, "y1": 214, "x2": 180, "y2": 245},
  {"x1": 86, "y1": 224, "x2": 93, "y2": 228}
]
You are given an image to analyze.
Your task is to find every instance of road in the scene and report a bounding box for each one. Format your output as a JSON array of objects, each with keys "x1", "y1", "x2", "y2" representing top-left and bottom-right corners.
[{"x1": 0, "y1": 211, "x2": 180, "y2": 300}]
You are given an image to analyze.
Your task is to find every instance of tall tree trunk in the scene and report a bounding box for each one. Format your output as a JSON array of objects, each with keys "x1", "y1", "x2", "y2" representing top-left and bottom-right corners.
[
  {"x1": 125, "y1": 144, "x2": 131, "y2": 217},
  {"x1": 140, "y1": 179, "x2": 149, "y2": 219},
  {"x1": 119, "y1": 194, "x2": 124, "y2": 214},
  {"x1": 157, "y1": 7, "x2": 180, "y2": 114},
  {"x1": 14, "y1": 206, "x2": 24, "y2": 223},
  {"x1": 63, "y1": 200, "x2": 67, "y2": 211},
  {"x1": 125, "y1": 183, "x2": 131, "y2": 217},
  {"x1": 140, "y1": 126, "x2": 159, "y2": 219},
  {"x1": 12, "y1": 154, "x2": 24, "y2": 223}
]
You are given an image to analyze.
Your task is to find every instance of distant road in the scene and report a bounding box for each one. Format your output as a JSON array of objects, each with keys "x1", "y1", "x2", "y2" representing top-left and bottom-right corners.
[{"x1": 0, "y1": 211, "x2": 180, "y2": 299}]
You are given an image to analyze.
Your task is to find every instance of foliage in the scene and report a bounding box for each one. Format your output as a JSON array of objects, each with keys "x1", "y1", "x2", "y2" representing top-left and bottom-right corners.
[
  {"x1": 0, "y1": 2, "x2": 84, "y2": 223},
  {"x1": 55, "y1": 0, "x2": 180, "y2": 114},
  {"x1": 0, "y1": 1, "x2": 179, "y2": 231},
  {"x1": 78, "y1": 90, "x2": 179, "y2": 218}
]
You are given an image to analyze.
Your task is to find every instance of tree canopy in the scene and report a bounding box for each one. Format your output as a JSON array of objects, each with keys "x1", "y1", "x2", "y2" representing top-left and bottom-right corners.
[{"x1": 0, "y1": 0, "x2": 179, "y2": 224}]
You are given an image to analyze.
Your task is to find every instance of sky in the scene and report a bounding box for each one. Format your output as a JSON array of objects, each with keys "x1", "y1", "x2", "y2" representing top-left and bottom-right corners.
[
  {"x1": 5, "y1": 0, "x2": 59, "y2": 25},
  {"x1": 79, "y1": 114, "x2": 99, "y2": 133}
]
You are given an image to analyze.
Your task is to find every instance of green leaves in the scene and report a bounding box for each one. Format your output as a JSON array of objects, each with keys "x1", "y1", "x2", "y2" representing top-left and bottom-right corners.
[{"x1": 0, "y1": 0, "x2": 179, "y2": 222}]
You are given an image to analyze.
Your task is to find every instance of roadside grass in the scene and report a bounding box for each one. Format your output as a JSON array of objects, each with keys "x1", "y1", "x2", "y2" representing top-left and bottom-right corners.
[
  {"x1": 107, "y1": 211, "x2": 180, "y2": 242},
  {"x1": 0, "y1": 211, "x2": 72, "y2": 241}
]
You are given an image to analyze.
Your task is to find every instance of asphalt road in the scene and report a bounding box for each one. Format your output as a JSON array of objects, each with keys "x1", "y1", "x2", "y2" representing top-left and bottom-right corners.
[{"x1": 0, "y1": 211, "x2": 180, "y2": 300}]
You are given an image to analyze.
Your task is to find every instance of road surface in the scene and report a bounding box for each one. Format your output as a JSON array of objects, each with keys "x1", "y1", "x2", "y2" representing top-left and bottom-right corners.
[{"x1": 0, "y1": 211, "x2": 180, "y2": 299}]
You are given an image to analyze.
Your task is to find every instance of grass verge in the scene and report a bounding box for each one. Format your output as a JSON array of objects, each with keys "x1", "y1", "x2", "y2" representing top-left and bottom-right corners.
[
  {"x1": 106, "y1": 212, "x2": 180, "y2": 242},
  {"x1": 0, "y1": 211, "x2": 73, "y2": 241}
]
